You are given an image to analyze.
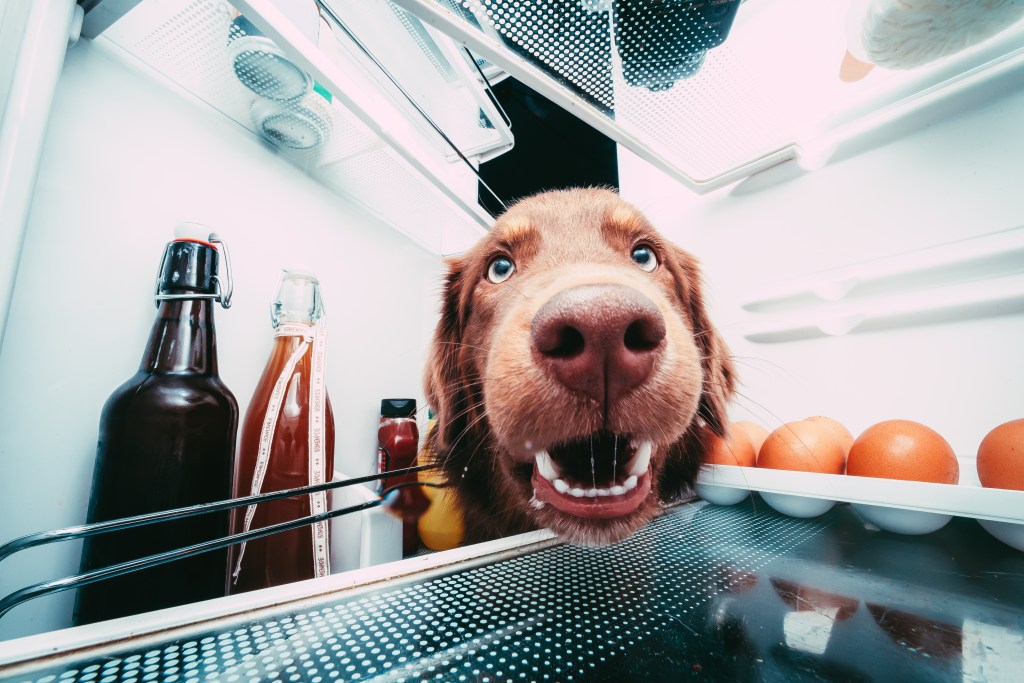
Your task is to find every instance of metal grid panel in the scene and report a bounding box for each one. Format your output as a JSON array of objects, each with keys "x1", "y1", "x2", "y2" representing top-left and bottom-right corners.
[
  {"x1": 441, "y1": 0, "x2": 792, "y2": 181},
  {"x1": 460, "y1": 1, "x2": 616, "y2": 112},
  {"x1": 1, "y1": 504, "x2": 827, "y2": 683}
]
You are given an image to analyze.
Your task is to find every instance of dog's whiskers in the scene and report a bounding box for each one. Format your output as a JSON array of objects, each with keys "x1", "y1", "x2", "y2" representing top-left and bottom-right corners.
[
  {"x1": 728, "y1": 389, "x2": 789, "y2": 432},
  {"x1": 433, "y1": 340, "x2": 494, "y2": 353},
  {"x1": 432, "y1": 366, "x2": 537, "y2": 392},
  {"x1": 725, "y1": 354, "x2": 794, "y2": 382},
  {"x1": 590, "y1": 433, "x2": 596, "y2": 489},
  {"x1": 439, "y1": 406, "x2": 491, "y2": 470},
  {"x1": 504, "y1": 281, "x2": 532, "y2": 303},
  {"x1": 612, "y1": 434, "x2": 618, "y2": 483}
]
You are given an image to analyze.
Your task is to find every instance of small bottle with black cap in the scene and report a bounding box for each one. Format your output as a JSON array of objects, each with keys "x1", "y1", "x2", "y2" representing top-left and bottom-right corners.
[
  {"x1": 75, "y1": 223, "x2": 238, "y2": 625},
  {"x1": 378, "y1": 398, "x2": 430, "y2": 556}
]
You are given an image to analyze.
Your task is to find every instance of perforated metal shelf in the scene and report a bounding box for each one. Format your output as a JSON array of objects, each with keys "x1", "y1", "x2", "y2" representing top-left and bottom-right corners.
[{"x1": 2, "y1": 502, "x2": 1022, "y2": 682}]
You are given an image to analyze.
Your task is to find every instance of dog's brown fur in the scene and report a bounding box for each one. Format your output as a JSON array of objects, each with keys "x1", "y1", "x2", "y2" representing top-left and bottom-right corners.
[{"x1": 424, "y1": 188, "x2": 734, "y2": 545}]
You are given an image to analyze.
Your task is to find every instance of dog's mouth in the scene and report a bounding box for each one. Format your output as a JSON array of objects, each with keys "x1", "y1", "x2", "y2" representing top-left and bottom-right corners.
[{"x1": 528, "y1": 431, "x2": 653, "y2": 520}]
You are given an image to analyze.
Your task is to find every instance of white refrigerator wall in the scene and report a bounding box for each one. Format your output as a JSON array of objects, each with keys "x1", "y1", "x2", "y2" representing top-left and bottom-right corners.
[
  {"x1": 0, "y1": 39, "x2": 444, "y2": 641},
  {"x1": 620, "y1": 85, "x2": 1024, "y2": 462}
]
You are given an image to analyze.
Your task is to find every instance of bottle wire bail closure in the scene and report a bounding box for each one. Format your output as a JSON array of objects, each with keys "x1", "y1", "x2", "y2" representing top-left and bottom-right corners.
[
  {"x1": 209, "y1": 232, "x2": 234, "y2": 309},
  {"x1": 152, "y1": 232, "x2": 234, "y2": 308}
]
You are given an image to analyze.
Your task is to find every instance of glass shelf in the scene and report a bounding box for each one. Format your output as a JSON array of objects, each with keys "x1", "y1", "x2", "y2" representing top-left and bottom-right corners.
[
  {"x1": 2, "y1": 502, "x2": 1021, "y2": 681},
  {"x1": 394, "y1": 0, "x2": 1024, "y2": 193}
]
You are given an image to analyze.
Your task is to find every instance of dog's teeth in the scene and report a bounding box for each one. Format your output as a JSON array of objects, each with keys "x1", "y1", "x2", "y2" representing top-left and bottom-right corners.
[
  {"x1": 596, "y1": 488, "x2": 611, "y2": 497},
  {"x1": 610, "y1": 485, "x2": 625, "y2": 496},
  {"x1": 585, "y1": 488, "x2": 598, "y2": 498},
  {"x1": 623, "y1": 475, "x2": 638, "y2": 491},
  {"x1": 553, "y1": 478, "x2": 569, "y2": 494},
  {"x1": 626, "y1": 441, "x2": 653, "y2": 477},
  {"x1": 569, "y1": 487, "x2": 585, "y2": 497},
  {"x1": 535, "y1": 450, "x2": 559, "y2": 481}
]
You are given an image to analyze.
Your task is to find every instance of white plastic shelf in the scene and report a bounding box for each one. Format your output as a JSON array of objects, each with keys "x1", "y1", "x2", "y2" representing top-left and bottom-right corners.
[
  {"x1": 742, "y1": 226, "x2": 1024, "y2": 313},
  {"x1": 696, "y1": 462, "x2": 1024, "y2": 550},
  {"x1": 738, "y1": 226, "x2": 1024, "y2": 342},
  {"x1": 698, "y1": 464, "x2": 1023, "y2": 524}
]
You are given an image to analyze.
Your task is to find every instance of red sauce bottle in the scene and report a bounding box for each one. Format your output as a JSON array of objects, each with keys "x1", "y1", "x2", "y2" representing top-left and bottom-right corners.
[
  {"x1": 75, "y1": 230, "x2": 237, "y2": 625},
  {"x1": 378, "y1": 399, "x2": 429, "y2": 556},
  {"x1": 229, "y1": 270, "x2": 335, "y2": 593}
]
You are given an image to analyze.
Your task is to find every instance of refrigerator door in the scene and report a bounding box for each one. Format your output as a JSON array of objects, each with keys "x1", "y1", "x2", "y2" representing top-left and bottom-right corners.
[{"x1": 0, "y1": 0, "x2": 81, "y2": 353}]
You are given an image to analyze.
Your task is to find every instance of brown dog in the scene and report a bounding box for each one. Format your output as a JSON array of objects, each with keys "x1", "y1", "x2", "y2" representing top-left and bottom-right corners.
[{"x1": 424, "y1": 188, "x2": 735, "y2": 545}]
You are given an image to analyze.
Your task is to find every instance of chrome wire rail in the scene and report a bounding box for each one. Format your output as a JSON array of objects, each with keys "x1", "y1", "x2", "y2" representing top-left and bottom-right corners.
[{"x1": 0, "y1": 466, "x2": 442, "y2": 620}]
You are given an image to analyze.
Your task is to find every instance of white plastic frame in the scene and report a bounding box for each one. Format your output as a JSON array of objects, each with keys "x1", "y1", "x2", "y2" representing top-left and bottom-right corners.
[{"x1": 233, "y1": 0, "x2": 495, "y2": 231}]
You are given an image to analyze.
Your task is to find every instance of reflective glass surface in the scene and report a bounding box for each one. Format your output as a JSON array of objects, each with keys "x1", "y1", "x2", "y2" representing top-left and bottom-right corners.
[{"x1": 3, "y1": 501, "x2": 1022, "y2": 682}]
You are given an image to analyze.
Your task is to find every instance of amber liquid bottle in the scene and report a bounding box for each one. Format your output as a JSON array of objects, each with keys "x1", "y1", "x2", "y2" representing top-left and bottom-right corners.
[
  {"x1": 229, "y1": 270, "x2": 335, "y2": 593},
  {"x1": 75, "y1": 232, "x2": 238, "y2": 625}
]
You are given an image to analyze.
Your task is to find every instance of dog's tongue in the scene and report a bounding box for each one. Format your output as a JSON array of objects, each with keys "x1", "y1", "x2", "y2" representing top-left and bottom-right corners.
[{"x1": 531, "y1": 467, "x2": 651, "y2": 519}]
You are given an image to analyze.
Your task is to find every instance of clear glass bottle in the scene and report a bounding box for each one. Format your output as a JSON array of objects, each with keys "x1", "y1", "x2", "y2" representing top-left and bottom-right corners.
[
  {"x1": 75, "y1": 229, "x2": 238, "y2": 625},
  {"x1": 229, "y1": 269, "x2": 335, "y2": 593}
]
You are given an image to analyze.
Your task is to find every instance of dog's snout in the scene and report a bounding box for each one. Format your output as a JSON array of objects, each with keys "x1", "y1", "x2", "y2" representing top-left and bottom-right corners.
[{"x1": 531, "y1": 284, "x2": 666, "y2": 407}]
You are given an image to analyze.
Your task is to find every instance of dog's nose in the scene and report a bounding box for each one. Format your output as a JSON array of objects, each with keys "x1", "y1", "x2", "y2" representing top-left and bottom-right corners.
[{"x1": 531, "y1": 284, "x2": 666, "y2": 408}]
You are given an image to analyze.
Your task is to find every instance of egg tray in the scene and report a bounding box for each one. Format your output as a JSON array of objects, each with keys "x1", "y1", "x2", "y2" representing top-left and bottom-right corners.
[{"x1": 695, "y1": 461, "x2": 1024, "y2": 551}]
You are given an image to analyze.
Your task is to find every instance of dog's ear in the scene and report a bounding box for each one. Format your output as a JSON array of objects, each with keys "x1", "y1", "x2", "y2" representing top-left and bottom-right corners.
[
  {"x1": 666, "y1": 244, "x2": 735, "y2": 436},
  {"x1": 424, "y1": 256, "x2": 473, "y2": 454},
  {"x1": 657, "y1": 244, "x2": 736, "y2": 499}
]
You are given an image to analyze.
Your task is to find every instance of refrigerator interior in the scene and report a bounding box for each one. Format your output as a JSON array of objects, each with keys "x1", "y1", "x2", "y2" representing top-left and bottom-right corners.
[
  {"x1": 618, "y1": 83, "x2": 1024, "y2": 459},
  {"x1": 0, "y1": 0, "x2": 1023, "y2": 655}
]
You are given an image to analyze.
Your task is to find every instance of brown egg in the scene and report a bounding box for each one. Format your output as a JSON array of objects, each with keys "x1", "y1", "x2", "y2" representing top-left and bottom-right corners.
[
  {"x1": 847, "y1": 420, "x2": 959, "y2": 484},
  {"x1": 733, "y1": 421, "x2": 769, "y2": 454},
  {"x1": 757, "y1": 420, "x2": 845, "y2": 474},
  {"x1": 977, "y1": 419, "x2": 1024, "y2": 491},
  {"x1": 805, "y1": 416, "x2": 855, "y2": 458},
  {"x1": 702, "y1": 426, "x2": 756, "y2": 467}
]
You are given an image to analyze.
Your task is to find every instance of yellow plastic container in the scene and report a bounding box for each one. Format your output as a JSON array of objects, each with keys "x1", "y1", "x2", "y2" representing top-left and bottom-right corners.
[{"x1": 417, "y1": 416, "x2": 465, "y2": 551}]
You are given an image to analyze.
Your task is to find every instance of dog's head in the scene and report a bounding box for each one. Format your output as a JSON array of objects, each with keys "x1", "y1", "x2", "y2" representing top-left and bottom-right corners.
[{"x1": 424, "y1": 188, "x2": 734, "y2": 545}]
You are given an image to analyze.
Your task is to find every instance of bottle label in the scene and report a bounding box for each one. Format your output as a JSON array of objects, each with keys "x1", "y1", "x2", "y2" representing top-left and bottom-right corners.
[
  {"x1": 306, "y1": 319, "x2": 330, "y2": 578},
  {"x1": 233, "y1": 320, "x2": 331, "y2": 583},
  {"x1": 377, "y1": 446, "x2": 390, "y2": 485}
]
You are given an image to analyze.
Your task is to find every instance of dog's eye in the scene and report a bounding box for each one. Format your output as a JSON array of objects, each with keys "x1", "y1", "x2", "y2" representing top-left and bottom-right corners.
[
  {"x1": 631, "y1": 245, "x2": 658, "y2": 272},
  {"x1": 486, "y1": 256, "x2": 516, "y2": 283}
]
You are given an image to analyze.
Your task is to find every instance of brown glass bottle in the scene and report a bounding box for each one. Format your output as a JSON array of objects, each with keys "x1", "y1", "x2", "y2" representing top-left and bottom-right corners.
[
  {"x1": 75, "y1": 234, "x2": 238, "y2": 625},
  {"x1": 228, "y1": 270, "x2": 335, "y2": 593},
  {"x1": 378, "y1": 399, "x2": 429, "y2": 556}
]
